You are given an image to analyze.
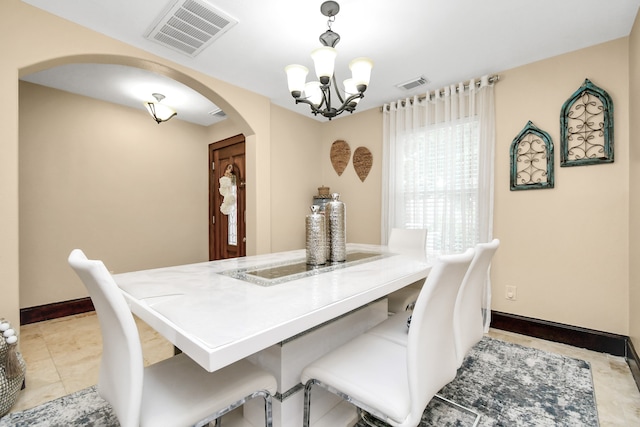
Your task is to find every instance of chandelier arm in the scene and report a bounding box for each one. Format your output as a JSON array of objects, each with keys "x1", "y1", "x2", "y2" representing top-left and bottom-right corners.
[
  {"x1": 314, "y1": 85, "x2": 330, "y2": 111},
  {"x1": 290, "y1": 86, "x2": 329, "y2": 113},
  {"x1": 294, "y1": 90, "x2": 363, "y2": 118},
  {"x1": 332, "y1": 93, "x2": 364, "y2": 116},
  {"x1": 323, "y1": 85, "x2": 332, "y2": 113},
  {"x1": 294, "y1": 97, "x2": 323, "y2": 115},
  {"x1": 332, "y1": 75, "x2": 346, "y2": 105},
  {"x1": 343, "y1": 92, "x2": 363, "y2": 105}
]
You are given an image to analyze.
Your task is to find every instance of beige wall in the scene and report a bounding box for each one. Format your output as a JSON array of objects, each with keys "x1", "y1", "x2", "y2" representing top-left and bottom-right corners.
[
  {"x1": 269, "y1": 105, "x2": 323, "y2": 252},
  {"x1": 206, "y1": 116, "x2": 245, "y2": 144},
  {"x1": 320, "y1": 108, "x2": 384, "y2": 245},
  {"x1": 19, "y1": 82, "x2": 210, "y2": 307},
  {"x1": 629, "y1": 13, "x2": 640, "y2": 349},
  {"x1": 492, "y1": 38, "x2": 630, "y2": 334}
]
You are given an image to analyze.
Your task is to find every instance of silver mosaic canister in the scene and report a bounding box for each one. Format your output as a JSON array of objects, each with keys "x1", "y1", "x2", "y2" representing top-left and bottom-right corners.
[
  {"x1": 325, "y1": 193, "x2": 346, "y2": 262},
  {"x1": 306, "y1": 205, "x2": 326, "y2": 265}
]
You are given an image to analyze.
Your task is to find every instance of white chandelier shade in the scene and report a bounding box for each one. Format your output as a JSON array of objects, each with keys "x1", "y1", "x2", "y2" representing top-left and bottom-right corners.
[
  {"x1": 304, "y1": 81, "x2": 323, "y2": 106},
  {"x1": 310, "y1": 47, "x2": 337, "y2": 84},
  {"x1": 284, "y1": 64, "x2": 309, "y2": 97},
  {"x1": 342, "y1": 79, "x2": 360, "y2": 105},
  {"x1": 349, "y1": 58, "x2": 374, "y2": 89}
]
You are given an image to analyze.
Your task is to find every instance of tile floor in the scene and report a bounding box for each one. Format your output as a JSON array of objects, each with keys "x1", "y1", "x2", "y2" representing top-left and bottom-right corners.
[{"x1": 4, "y1": 312, "x2": 640, "y2": 426}]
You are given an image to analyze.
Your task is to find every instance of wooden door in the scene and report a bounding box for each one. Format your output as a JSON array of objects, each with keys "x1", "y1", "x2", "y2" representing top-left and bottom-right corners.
[{"x1": 209, "y1": 135, "x2": 246, "y2": 260}]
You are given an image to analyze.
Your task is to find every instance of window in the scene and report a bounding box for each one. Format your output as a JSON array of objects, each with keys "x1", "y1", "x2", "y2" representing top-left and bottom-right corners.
[
  {"x1": 382, "y1": 77, "x2": 495, "y2": 258},
  {"x1": 397, "y1": 118, "x2": 480, "y2": 257}
]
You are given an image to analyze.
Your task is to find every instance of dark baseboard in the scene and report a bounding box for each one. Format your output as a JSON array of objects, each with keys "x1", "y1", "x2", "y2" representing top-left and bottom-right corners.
[
  {"x1": 491, "y1": 311, "x2": 627, "y2": 356},
  {"x1": 491, "y1": 310, "x2": 640, "y2": 391},
  {"x1": 20, "y1": 297, "x2": 94, "y2": 325},
  {"x1": 627, "y1": 339, "x2": 640, "y2": 391}
]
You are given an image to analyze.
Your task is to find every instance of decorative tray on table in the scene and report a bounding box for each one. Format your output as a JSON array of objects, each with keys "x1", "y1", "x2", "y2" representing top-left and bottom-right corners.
[{"x1": 220, "y1": 251, "x2": 387, "y2": 287}]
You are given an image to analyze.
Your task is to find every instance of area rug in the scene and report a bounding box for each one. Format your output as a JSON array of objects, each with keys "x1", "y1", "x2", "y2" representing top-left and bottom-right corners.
[
  {"x1": 358, "y1": 336, "x2": 599, "y2": 426},
  {"x1": 0, "y1": 386, "x2": 117, "y2": 427},
  {"x1": 0, "y1": 337, "x2": 598, "y2": 426}
]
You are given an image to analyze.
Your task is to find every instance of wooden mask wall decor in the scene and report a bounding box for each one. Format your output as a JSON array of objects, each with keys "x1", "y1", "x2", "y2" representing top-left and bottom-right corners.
[
  {"x1": 353, "y1": 147, "x2": 373, "y2": 182},
  {"x1": 330, "y1": 140, "x2": 351, "y2": 176}
]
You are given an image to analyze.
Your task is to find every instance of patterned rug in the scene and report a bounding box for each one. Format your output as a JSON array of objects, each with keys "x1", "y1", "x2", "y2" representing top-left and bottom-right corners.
[
  {"x1": 0, "y1": 337, "x2": 598, "y2": 426},
  {"x1": 0, "y1": 386, "x2": 117, "y2": 427},
  {"x1": 357, "y1": 337, "x2": 599, "y2": 427}
]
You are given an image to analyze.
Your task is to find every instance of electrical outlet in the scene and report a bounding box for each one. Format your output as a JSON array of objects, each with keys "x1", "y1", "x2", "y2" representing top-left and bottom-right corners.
[{"x1": 506, "y1": 285, "x2": 517, "y2": 301}]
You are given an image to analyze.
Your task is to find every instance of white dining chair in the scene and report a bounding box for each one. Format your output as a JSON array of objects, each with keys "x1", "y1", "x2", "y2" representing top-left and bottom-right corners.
[
  {"x1": 364, "y1": 240, "x2": 500, "y2": 427},
  {"x1": 68, "y1": 249, "x2": 277, "y2": 427},
  {"x1": 386, "y1": 228, "x2": 428, "y2": 313},
  {"x1": 368, "y1": 240, "x2": 500, "y2": 353},
  {"x1": 301, "y1": 249, "x2": 474, "y2": 427},
  {"x1": 453, "y1": 239, "x2": 500, "y2": 367}
]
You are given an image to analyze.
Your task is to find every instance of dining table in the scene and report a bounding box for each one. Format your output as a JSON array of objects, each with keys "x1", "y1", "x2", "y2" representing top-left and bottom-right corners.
[{"x1": 114, "y1": 243, "x2": 431, "y2": 427}]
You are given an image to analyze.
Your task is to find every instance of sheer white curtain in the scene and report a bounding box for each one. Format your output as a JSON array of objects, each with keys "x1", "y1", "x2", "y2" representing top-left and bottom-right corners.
[{"x1": 381, "y1": 75, "x2": 496, "y2": 331}]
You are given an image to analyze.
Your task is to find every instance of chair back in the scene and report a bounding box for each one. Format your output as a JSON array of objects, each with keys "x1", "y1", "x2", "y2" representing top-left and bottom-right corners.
[
  {"x1": 406, "y1": 248, "x2": 474, "y2": 426},
  {"x1": 387, "y1": 228, "x2": 428, "y2": 260},
  {"x1": 68, "y1": 249, "x2": 143, "y2": 427},
  {"x1": 453, "y1": 239, "x2": 500, "y2": 366}
]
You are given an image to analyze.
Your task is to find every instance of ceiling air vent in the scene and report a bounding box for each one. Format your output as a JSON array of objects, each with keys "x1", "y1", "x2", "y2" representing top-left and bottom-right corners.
[
  {"x1": 208, "y1": 107, "x2": 226, "y2": 118},
  {"x1": 145, "y1": 0, "x2": 238, "y2": 57},
  {"x1": 396, "y1": 76, "x2": 429, "y2": 91}
]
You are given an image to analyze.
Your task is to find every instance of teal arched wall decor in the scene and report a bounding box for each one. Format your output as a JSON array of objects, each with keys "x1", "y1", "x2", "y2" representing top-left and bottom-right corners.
[
  {"x1": 560, "y1": 78, "x2": 614, "y2": 166},
  {"x1": 510, "y1": 121, "x2": 555, "y2": 191}
]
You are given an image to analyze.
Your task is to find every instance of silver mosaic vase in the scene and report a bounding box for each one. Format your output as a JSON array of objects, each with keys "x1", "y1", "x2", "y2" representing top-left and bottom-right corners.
[
  {"x1": 0, "y1": 319, "x2": 26, "y2": 417},
  {"x1": 306, "y1": 205, "x2": 326, "y2": 265},
  {"x1": 325, "y1": 193, "x2": 346, "y2": 262}
]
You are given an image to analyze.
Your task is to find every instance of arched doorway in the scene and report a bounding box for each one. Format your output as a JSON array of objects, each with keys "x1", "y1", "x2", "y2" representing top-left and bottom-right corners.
[{"x1": 16, "y1": 58, "x2": 264, "y2": 318}]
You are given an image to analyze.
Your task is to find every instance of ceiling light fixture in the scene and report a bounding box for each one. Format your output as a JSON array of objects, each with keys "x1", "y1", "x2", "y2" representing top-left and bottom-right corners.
[
  {"x1": 145, "y1": 93, "x2": 177, "y2": 124},
  {"x1": 285, "y1": 1, "x2": 373, "y2": 120}
]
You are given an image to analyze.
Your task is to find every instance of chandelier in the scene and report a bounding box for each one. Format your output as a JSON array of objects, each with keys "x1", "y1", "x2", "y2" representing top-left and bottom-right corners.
[
  {"x1": 285, "y1": 1, "x2": 373, "y2": 120},
  {"x1": 145, "y1": 93, "x2": 177, "y2": 124}
]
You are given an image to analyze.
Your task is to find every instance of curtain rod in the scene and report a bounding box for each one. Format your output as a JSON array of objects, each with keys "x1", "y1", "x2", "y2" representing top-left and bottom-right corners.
[{"x1": 380, "y1": 74, "x2": 500, "y2": 112}]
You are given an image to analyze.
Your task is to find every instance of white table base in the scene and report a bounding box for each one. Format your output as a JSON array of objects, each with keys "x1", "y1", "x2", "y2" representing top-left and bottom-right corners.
[{"x1": 236, "y1": 299, "x2": 388, "y2": 427}]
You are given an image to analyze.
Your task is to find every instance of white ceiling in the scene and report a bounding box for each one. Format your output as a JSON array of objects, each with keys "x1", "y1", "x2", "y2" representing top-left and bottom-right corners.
[{"x1": 20, "y1": 0, "x2": 640, "y2": 126}]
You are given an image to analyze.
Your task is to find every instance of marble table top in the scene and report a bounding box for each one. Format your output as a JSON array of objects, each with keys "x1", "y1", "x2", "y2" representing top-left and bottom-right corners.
[{"x1": 115, "y1": 243, "x2": 431, "y2": 372}]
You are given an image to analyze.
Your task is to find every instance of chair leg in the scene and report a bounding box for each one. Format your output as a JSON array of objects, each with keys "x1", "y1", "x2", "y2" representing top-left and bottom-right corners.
[
  {"x1": 263, "y1": 392, "x2": 273, "y2": 427},
  {"x1": 357, "y1": 408, "x2": 391, "y2": 427},
  {"x1": 194, "y1": 390, "x2": 274, "y2": 427},
  {"x1": 304, "y1": 379, "x2": 391, "y2": 427},
  {"x1": 307, "y1": 389, "x2": 479, "y2": 427},
  {"x1": 434, "y1": 394, "x2": 480, "y2": 427},
  {"x1": 303, "y1": 380, "x2": 316, "y2": 427}
]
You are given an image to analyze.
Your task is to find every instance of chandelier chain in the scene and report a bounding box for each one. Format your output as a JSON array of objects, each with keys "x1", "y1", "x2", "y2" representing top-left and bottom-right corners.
[{"x1": 327, "y1": 15, "x2": 335, "y2": 30}]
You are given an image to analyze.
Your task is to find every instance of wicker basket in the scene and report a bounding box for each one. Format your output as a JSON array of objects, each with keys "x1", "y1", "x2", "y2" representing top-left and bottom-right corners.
[{"x1": 0, "y1": 319, "x2": 26, "y2": 417}]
